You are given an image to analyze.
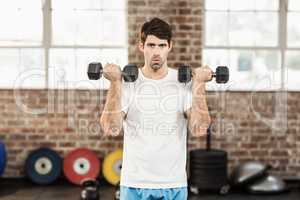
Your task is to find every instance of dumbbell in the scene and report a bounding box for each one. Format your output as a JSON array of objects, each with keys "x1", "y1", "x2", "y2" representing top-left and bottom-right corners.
[
  {"x1": 178, "y1": 65, "x2": 229, "y2": 83},
  {"x1": 80, "y1": 179, "x2": 100, "y2": 200},
  {"x1": 87, "y1": 62, "x2": 139, "y2": 82}
]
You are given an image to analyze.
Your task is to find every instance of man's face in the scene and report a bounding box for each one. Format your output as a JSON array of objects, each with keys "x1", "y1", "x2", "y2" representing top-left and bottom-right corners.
[{"x1": 139, "y1": 35, "x2": 172, "y2": 71}]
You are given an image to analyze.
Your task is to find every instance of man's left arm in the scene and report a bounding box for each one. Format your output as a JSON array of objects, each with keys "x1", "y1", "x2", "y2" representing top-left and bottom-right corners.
[{"x1": 185, "y1": 66, "x2": 212, "y2": 137}]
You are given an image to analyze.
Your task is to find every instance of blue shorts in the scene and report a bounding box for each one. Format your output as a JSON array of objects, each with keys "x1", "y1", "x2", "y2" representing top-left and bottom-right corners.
[{"x1": 120, "y1": 186, "x2": 188, "y2": 200}]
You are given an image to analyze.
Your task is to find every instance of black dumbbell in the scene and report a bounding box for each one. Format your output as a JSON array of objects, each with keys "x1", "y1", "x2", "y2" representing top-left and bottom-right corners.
[
  {"x1": 80, "y1": 179, "x2": 100, "y2": 200},
  {"x1": 178, "y1": 65, "x2": 229, "y2": 83},
  {"x1": 87, "y1": 62, "x2": 139, "y2": 82}
]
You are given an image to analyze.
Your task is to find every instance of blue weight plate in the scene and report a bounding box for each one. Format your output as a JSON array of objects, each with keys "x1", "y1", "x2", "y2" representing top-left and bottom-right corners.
[
  {"x1": 0, "y1": 141, "x2": 6, "y2": 176},
  {"x1": 25, "y1": 148, "x2": 62, "y2": 185}
]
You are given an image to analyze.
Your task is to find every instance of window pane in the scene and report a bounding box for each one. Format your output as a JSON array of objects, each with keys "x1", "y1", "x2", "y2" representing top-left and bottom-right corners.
[
  {"x1": 287, "y1": 13, "x2": 300, "y2": 47},
  {"x1": 101, "y1": 0, "x2": 126, "y2": 10},
  {"x1": 52, "y1": 0, "x2": 101, "y2": 10},
  {"x1": 255, "y1": 0, "x2": 279, "y2": 11},
  {"x1": 52, "y1": 11, "x2": 102, "y2": 45},
  {"x1": 205, "y1": 0, "x2": 278, "y2": 11},
  {"x1": 52, "y1": 10, "x2": 126, "y2": 46},
  {"x1": 205, "y1": 12, "x2": 228, "y2": 46},
  {"x1": 255, "y1": 13, "x2": 278, "y2": 46},
  {"x1": 205, "y1": 0, "x2": 229, "y2": 10},
  {"x1": 75, "y1": 49, "x2": 103, "y2": 89},
  {"x1": 18, "y1": 49, "x2": 45, "y2": 88},
  {"x1": 76, "y1": 12, "x2": 102, "y2": 45},
  {"x1": 0, "y1": 49, "x2": 45, "y2": 88},
  {"x1": 203, "y1": 49, "x2": 281, "y2": 90},
  {"x1": 229, "y1": 12, "x2": 255, "y2": 46},
  {"x1": 0, "y1": 5, "x2": 42, "y2": 46},
  {"x1": 49, "y1": 48, "x2": 127, "y2": 89},
  {"x1": 101, "y1": 11, "x2": 126, "y2": 46},
  {"x1": 49, "y1": 49, "x2": 77, "y2": 89},
  {"x1": 289, "y1": 0, "x2": 300, "y2": 11},
  {"x1": 52, "y1": 11, "x2": 77, "y2": 45},
  {"x1": 229, "y1": 12, "x2": 277, "y2": 46},
  {"x1": 286, "y1": 51, "x2": 300, "y2": 90},
  {"x1": 229, "y1": 0, "x2": 255, "y2": 11},
  {"x1": 0, "y1": 49, "x2": 19, "y2": 88},
  {"x1": 0, "y1": 0, "x2": 42, "y2": 11},
  {"x1": 74, "y1": 0, "x2": 101, "y2": 10},
  {"x1": 229, "y1": 0, "x2": 279, "y2": 11}
]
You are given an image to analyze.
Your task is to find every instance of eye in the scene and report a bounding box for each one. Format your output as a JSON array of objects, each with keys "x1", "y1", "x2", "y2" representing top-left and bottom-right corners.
[
  {"x1": 159, "y1": 44, "x2": 167, "y2": 48},
  {"x1": 147, "y1": 43, "x2": 155, "y2": 48}
]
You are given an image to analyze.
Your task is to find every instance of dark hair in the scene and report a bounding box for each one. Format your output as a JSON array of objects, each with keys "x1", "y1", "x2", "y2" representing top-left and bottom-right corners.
[{"x1": 140, "y1": 18, "x2": 172, "y2": 46}]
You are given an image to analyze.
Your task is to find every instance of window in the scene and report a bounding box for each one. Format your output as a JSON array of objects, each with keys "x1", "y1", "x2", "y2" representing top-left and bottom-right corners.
[
  {"x1": 0, "y1": 0, "x2": 127, "y2": 89},
  {"x1": 287, "y1": 0, "x2": 300, "y2": 90},
  {"x1": 203, "y1": 0, "x2": 299, "y2": 91}
]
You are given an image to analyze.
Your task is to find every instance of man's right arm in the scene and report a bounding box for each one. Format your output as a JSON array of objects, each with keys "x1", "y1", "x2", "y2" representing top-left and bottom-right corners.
[{"x1": 99, "y1": 64, "x2": 125, "y2": 136}]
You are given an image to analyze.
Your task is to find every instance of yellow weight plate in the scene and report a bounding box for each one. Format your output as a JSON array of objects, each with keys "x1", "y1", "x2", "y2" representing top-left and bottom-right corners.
[{"x1": 102, "y1": 149, "x2": 123, "y2": 185}]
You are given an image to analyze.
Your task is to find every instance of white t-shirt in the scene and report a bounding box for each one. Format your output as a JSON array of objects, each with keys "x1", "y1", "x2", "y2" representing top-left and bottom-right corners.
[{"x1": 120, "y1": 67, "x2": 192, "y2": 189}]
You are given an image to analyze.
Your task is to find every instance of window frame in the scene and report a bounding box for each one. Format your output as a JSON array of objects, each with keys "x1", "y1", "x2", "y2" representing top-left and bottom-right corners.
[
  {"x1": 203, "y1": 0, "x2": 300, "y2": 91},
  {"x1": 0, "y1": 0, "x2": 128, "y2": 89}
]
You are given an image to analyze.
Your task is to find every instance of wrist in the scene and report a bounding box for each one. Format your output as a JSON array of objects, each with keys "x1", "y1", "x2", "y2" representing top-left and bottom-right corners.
[{"x1": 110, "y1": 80, "x2": 122, "y2": 86}]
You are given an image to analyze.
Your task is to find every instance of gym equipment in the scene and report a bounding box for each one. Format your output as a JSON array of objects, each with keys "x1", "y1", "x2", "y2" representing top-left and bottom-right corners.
[
  {"x1": 87, "y1": 62, "x2": 139, "y2": 82},
  {"x1": 102, "y1": 149, "x2": 122, "y2": 186},
  {"x1": 230, "y1": 161, "x2": 289, "y2": 195},
  {"x1": 178, "y1": 65, "x2": 229, "y2": 83},
  {"x1": 189, "y1": 125, "x2": 230, "y2": 195},
  {"x1": 114, "y1": 182, "x2": 120, "y2": 200},
  {"x1": 247, "y1": 175, "x2": 288, "y2": 194},
  {"x1": 80, "y1": 179, "x2": 100, "y2": 200},
  {"x1": 63, "y1": 148, "x2": 100, "y2": 185},
  {"x1": 25, "y1": 148, "x2": 62, "y2": 185},
  {"x1": 230, "y1": 161, "x2": 269, "y2": 187},
  {"x1": 0, "y1": 141, "x2": 7, "y2": 176}
]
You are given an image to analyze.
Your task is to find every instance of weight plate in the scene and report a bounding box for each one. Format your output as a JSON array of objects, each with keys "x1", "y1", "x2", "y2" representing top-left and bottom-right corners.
[
  {"x1": 34, "y1": 157, "x2": 53, "y2": 175},
  {"x1": 0, "y1": 141, "x2": 7, "y2": 176},
  {"x1": 103, "y1": 149, "x2": 123, "y2": 185},
  {"x1": 25, "y1": 147, "x2": 62, "y2": 185},
  {"x1": 63, "y1": 148, "x2": 100, "y2": 185}
]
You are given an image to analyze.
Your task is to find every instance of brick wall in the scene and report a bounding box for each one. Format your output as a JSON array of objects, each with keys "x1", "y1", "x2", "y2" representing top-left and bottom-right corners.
[{"x1": 0, "y1": 0, "x2": 299, "y2": 179}]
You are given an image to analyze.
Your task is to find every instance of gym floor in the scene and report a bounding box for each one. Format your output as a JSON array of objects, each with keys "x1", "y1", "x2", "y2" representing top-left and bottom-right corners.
[{"x1": 0, "y1": 179, "x2": 299, "y2": 200}]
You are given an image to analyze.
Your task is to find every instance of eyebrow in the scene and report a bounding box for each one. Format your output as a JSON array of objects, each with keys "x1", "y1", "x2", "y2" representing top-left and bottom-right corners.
[{"x1": 147, "y1": 43, "x2": 168, "y2": 46}]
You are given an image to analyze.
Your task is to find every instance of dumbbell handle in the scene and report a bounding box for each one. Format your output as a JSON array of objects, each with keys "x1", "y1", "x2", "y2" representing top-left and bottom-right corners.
[
  {"x1": 178, "y1": 65, "x2": 229, "y2": 83},
  {"x1": 87, "y1": 62, "x2": 139, "y2": 82}
]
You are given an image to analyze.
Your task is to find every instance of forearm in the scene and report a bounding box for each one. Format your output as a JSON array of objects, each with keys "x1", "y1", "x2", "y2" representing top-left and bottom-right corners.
[
  {"x1": 100, "y1": 81, "x2": 123, "y2": 136},
  {"x1": 188, "y1": 82, "x2": 211, "y2": 136}
]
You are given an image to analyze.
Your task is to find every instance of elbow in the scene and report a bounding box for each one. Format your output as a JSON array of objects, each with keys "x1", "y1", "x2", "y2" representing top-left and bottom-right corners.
[{"x1": 189, "y1": 116, "x2": 211, "y2": 137}]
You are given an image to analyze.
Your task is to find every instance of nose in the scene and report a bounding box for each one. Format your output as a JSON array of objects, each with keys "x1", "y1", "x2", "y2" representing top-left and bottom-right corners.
[{"x1": 152, "y1": 47, "x2": 162, "y2": 56}]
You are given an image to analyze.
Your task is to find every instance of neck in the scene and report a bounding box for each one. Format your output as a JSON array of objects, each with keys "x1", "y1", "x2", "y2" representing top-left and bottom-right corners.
[{"x1": 141, "y1": 63, "x2": 168, "y2": 80}]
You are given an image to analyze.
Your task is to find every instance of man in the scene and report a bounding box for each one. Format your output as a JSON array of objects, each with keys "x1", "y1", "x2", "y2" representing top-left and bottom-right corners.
[{"x1": 100, "y1": 18, "x2": 212, "y2": 200}]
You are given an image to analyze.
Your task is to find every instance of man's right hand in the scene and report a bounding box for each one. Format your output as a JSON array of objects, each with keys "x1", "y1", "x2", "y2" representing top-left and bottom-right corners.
[{"x1": 103, "y1": 63, "x2": 122, "y2": 83}]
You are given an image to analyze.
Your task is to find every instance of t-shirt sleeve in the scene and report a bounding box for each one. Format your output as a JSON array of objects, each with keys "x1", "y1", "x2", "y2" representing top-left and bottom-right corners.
[
  {"x1": 121, "y1": 82, "x2": 132, "y2": 114},
  {"x1": 183, "y1": 82, "x2": 193, "y2": 113}
]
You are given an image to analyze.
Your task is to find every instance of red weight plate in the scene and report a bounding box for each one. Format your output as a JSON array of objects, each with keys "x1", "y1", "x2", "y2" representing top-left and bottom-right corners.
[{"x1": 63, "y1": 148, "x2": 100, "y2": 185}]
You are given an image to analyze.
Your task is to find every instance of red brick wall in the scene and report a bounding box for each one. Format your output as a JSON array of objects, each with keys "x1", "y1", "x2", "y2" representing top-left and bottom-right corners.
[{"x1": 0, "y1": 0, "x2": 299, "y2": 179}]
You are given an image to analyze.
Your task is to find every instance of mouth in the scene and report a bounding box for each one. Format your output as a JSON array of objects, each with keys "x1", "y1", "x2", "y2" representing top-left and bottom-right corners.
[
  {"x1": 152, "y1": 56, "x2": 161, "y2": 61},
  {"x1": 151, "y1": 59, "x2": 161, "y2": 64}
]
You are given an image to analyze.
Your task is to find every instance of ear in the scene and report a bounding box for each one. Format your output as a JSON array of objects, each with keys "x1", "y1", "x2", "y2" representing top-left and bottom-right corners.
[
  {"x1": 138, "y1": 42, "x2": 144, "y2": 53},
  {"x1": 168, "y1": 41, "x2": 173, "y2": 52}
]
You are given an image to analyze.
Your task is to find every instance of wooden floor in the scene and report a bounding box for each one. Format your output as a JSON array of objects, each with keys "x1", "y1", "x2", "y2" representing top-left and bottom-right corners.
[{"x1": 0, "y1": 178, "x2": 299, "y2": 200}]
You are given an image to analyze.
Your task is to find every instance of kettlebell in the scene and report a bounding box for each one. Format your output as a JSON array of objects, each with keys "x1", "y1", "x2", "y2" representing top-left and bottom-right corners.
[
  {"x1": 114, "y1": 182, "x2": 120, "y2": 200},
  {"x1": 80, "y1": 179, "x2": 100, "y2": 200}
]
